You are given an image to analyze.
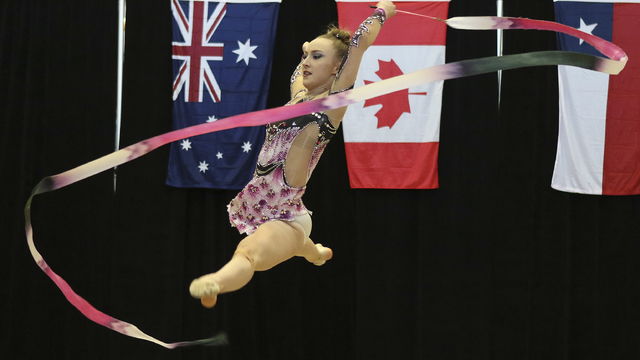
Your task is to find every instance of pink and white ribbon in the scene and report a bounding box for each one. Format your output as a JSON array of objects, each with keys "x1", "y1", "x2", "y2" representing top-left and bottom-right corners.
[{"x1": 24, "y1": 14, "x2": 627, "y2": 348}]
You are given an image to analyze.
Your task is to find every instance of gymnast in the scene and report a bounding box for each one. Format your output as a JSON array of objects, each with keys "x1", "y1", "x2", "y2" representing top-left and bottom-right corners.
[{"x1": 189, "y1": 1, "x2": 397, "y2": 308}]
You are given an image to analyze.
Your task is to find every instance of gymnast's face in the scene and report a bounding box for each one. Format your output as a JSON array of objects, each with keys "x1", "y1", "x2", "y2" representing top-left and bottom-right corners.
[{"x1": 301, "y1": 37, "x2": 342, "y2": 92}]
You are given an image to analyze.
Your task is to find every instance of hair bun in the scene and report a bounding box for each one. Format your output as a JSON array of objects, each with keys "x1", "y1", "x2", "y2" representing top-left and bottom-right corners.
[{"x1": 326, "y1": 25, "x2": 351, "y2": 47}]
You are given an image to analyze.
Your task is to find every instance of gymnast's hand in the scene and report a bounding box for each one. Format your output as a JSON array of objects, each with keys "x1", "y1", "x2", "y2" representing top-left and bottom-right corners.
[{"x1": 376, "y1": 0, "x2": 396, "y2": 18}]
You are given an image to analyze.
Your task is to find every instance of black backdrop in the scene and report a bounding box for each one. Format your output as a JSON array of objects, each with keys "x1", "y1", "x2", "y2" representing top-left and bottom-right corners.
[{"x1": 2, "y1": 1, "x2": 639, "y2": 359}]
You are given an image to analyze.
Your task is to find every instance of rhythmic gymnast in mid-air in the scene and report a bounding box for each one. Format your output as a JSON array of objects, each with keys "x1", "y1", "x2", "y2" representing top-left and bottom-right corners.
[{"x1": 189, "y1": 1, "x2": 397, "y2": 308}]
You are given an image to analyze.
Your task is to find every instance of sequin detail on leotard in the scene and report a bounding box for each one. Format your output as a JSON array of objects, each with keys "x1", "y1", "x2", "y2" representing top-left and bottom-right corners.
[{"x1": 227, "y1": 112, "x2": 337, "y2": 235}]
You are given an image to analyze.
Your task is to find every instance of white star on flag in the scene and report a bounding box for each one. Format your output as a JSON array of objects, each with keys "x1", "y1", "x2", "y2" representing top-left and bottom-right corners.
[
  {"x1": 206, "y1": 115, "x2": 218, "y2": 123},
  {"x1": 577, "y1": 18, "x2": 597, "y2": 45},
  {"x1": 180, "y1": 139, "x2": 192, "y2": 151},
  {"x1": 232, "y1": 39, "x2": 258, "y2": 65},
  {"x1": 241, "y1": 141, "x2": 252, "y2": 153},
  {"x1": 198, "y1": 161, "x2": 209, "y2": 173},
  {"x1": 216, "y1": 152, "x2": 223, "y2": 159}
]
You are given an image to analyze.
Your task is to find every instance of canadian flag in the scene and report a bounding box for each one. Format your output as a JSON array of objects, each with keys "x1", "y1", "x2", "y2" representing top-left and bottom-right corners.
[{"x1": 337, "y1": 0, "x2": 449, "y2": 189}]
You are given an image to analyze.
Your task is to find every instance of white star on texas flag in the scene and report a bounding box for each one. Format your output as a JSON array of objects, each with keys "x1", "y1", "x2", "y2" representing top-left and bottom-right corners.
[
  {"x1": 577, "y1": 18, "x2": 597, "y2": 45},
  {"x1": 233, "y1": 39, "x2": 258, "y2": 65}
]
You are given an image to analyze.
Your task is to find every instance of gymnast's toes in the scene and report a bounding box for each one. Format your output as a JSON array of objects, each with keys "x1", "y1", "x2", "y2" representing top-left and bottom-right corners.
[
  {"x1": 200, "y1": 295, "x2": 218, "y2": 308},
  {"x1": 189, "y1": 277, "x2": 220, "y2": 308},
  {"x1": 313, "y1": 244, "x2": 333, "y2": 266}
]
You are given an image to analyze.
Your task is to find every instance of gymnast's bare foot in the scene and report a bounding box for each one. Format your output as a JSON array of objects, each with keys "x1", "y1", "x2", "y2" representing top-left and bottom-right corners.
[
  {"x1": 189, "y1": 275, "x2": 220, "y2": 308},
  {"x1": 306, "y1": 243, "x2": 333, "y2": 266}
]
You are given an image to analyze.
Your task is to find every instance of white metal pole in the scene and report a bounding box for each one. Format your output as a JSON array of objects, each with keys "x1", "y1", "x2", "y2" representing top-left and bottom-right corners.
[
  {"x1": 497, "y1": 0, "x2": 503, "y2": 108},
  {"x1": 114, "y1": 0, "x2": 126, "y2": 193}
]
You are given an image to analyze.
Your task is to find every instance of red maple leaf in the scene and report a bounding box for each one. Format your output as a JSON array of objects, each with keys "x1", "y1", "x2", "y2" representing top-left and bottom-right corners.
[{"x1": 363, "y1": 59, "x2": 426, "y2": 129}]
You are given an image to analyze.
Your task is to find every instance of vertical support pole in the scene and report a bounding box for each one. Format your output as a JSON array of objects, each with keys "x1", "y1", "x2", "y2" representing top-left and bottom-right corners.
[
  {"x1": 497, "y1": 0, "x2": 504, "y2": 109},
  {"x1": 114, "y1": 0, "x2": 126, "y2": 193}
]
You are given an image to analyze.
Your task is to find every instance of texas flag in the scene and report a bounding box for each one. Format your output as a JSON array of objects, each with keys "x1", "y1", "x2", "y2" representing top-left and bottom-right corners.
[
  {"x1": 552, "y1": 0, "x2": 640, "y2": 195},
  {"x1": 337, "y1": 0, "x2": 449, "y2": 189}
]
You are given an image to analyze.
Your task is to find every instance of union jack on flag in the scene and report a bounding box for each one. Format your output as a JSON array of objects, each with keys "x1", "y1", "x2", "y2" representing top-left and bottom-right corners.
[
  {"x1": 172, "y1": 0, "x2": 226, "y2": 103},
  {"x1": 166, "y1": 0, "x2": 281, "y2": 189}
]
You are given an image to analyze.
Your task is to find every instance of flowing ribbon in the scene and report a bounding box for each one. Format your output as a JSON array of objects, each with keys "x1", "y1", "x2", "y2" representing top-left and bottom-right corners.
[{"x1": 24, "y1": 14, "x2": 627, "y2": 348}]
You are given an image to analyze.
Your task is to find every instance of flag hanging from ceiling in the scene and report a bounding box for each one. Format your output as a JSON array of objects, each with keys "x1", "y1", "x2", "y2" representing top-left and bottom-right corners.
[
  {"x1": 336, "y1": 0, "x2": 449, "y2": 189},
  {"x1": 167, "y1": 0, "x2": 281, "y2": 189},
  {"x1": 552, "y1": 0, "x2": 640, "y2": 195}
]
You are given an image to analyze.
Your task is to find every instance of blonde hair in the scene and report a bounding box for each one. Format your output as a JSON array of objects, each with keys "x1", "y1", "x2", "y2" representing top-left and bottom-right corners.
[{"x1": 318, "y1": 25, "x2": 351, "y2": 60}]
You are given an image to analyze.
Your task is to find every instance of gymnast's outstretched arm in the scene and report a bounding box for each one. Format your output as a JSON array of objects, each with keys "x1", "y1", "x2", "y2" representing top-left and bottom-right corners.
[{"x1": 331, "y1": 0, "x2": 396, "y2": 93}]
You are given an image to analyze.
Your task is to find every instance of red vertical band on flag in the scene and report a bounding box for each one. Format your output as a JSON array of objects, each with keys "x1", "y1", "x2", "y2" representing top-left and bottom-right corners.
[
  {"x1": 602, "y1": 3, "x2": 640, "y2": 194},
  {"x1": 345, "y1": 142, "x2": 439, "y2": 188},
  {"x1": 337, "y1": 2, "x2": 448, "y2": 45}
]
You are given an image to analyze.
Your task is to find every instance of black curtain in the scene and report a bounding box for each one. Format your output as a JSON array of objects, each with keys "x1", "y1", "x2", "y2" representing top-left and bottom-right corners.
[{"x1": 2, "y1": 1, "x2": 639, "y2": 360}]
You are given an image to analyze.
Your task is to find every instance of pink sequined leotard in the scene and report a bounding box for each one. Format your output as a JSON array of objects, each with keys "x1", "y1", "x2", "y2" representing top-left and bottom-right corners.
[{"x1": 227, "y1": 111, "x2": 337, "y2": 235}]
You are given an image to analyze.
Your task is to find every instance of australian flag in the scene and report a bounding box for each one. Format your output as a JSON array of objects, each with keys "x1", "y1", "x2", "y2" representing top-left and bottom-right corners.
[
  {"x1": 552, "y1": 0, "x2": 640, "y2": 195},
  {"x1": 167, "y1": 0, "x2": 280, "y2": 189}
]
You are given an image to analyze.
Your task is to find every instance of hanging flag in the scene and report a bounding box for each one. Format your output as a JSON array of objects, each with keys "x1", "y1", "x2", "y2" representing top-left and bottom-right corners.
[
  {"x1": 336, "y1": 0, "x2": 449, "y2": 189},
  {"x1": 167, "y1": 0, "x2": 281, "y2": 189},
  {"x1": 552, "y1": 0, "x2": 640, "y2": 195}
]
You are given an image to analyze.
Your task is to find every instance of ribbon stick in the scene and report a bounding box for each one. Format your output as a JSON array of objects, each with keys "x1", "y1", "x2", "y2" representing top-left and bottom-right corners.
[{"x1": 24, "y1": 15, "x2": 627, "y2": 348}]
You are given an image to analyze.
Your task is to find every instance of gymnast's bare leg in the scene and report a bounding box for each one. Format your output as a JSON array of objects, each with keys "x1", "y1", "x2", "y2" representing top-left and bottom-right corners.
[{"x1": 189, "y1": 217, "x2": 332, "y2": 308}]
